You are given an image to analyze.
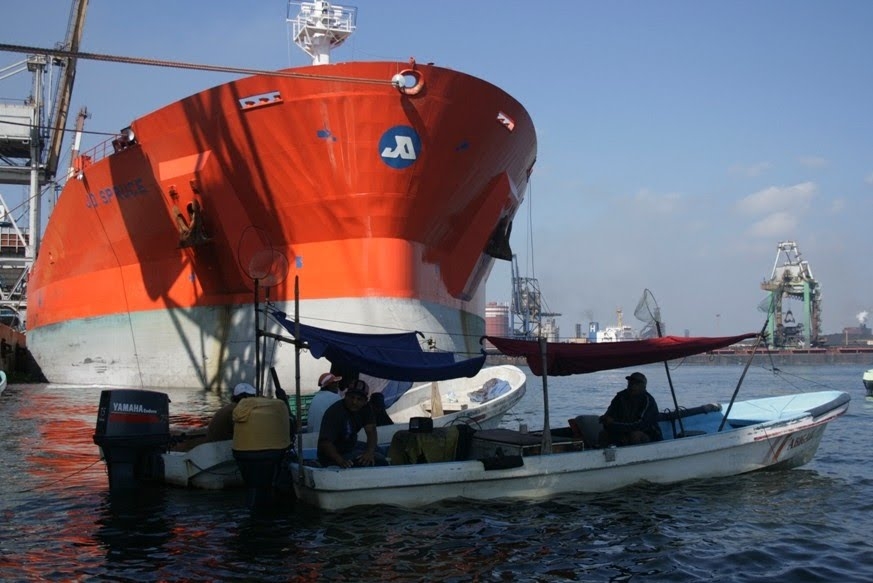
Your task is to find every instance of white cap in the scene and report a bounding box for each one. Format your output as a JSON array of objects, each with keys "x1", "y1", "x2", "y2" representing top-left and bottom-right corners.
[
  {"x1": 233, "y1": 382, "x2": 257, "y2": 397},
  {"x1": 318, "y1": 372, "x2": 342, "y2": 387}
]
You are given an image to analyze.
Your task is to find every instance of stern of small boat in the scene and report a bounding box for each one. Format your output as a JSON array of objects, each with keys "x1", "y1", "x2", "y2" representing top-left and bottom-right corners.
[{"x1": 92, "y1": 389, "x2": 171, "y2": 490}]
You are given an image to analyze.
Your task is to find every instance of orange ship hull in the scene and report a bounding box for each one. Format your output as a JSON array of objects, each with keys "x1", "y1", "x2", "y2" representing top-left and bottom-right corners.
[{"x1": 27, "y1": 61, "x2": 536, "y2": 390}]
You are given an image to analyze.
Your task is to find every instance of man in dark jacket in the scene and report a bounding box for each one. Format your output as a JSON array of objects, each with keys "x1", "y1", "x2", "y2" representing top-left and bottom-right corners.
[{"x1": 598, "y1": 372, "x2": 662, "y2": 447}]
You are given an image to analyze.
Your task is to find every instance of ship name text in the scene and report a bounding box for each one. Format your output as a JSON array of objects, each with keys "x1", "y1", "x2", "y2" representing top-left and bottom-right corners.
[{"x1": 85, "y1": 177, "x2": 147, "y2": 208}]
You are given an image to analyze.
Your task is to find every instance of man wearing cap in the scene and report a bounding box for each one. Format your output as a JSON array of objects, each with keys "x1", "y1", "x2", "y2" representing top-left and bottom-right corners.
[
  {"x1": 597, "y1": 372, "x2": 663, "y2": 447},
  {"x1": 206, "y1": 382, "x2": 256, "y2": 442},
  {"x1": 305, "y1": 372, "x2": 344, "y2": 434},
  {"x1": 317, "y1": 379, "x2": 388, "y2": 468}
]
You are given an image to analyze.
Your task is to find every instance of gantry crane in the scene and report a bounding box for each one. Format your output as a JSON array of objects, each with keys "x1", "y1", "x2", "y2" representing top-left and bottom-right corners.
[
  {"x1": 0, "y1": 0, "x2": 87, "y2": 314},
  {"x1": 510, "y1": 254, "x2": 560, "y2": 339},
  {"x1": 760, "y1": 240, "x2": 823, "y2": 348}
]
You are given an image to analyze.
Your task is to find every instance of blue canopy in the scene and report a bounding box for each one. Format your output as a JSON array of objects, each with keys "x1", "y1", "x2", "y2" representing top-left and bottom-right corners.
[{"x1": 270, "y1": 309, "x2": 486, "y2": 381}]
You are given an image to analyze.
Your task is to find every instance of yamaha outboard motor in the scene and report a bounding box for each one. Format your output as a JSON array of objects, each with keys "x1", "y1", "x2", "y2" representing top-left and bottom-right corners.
[
  {"x1": 93, "y1": 389, "x2": 171, "y2": 490},
  {"x1": 232, "y1": 397, "x2": 291, "y2": 510}
]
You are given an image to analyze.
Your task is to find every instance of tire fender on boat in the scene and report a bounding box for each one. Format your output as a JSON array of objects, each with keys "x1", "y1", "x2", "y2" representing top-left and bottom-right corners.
[{"x1": 393, "y1": 69, "x2": 425, "y2": 96}]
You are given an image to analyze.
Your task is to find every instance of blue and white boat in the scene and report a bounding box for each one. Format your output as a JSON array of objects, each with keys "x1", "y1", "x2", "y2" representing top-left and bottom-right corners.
[{"x1": 290, "y1": 333, "x2": 850, "y2": 511}]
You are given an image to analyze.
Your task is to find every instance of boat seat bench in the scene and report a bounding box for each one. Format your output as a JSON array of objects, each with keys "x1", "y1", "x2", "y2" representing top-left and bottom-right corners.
[{"x1": 568, "y1": 403, "x2": 725, "y2": 444}]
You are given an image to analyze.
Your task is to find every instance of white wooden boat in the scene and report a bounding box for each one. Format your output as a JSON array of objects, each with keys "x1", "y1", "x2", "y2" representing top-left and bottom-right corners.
[
  {"x1": 289, "y1": 333, "x2": 851, "y2": 511},
  {"x1": 154, "y1": 365, "x2": 526, "y2": 489},
  {"x1": 863, "y1": 369, "x2": 873, "y2": 397},
  {"x1": 292, "y1": 392, "x2": 849, "y2": 511}
]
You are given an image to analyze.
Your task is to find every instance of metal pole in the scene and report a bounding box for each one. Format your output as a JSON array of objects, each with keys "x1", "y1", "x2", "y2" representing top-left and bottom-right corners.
[
  {"x1": 718, "y1": 329, "x2": 765, "y2": 432},
  {"x1": 294, "y1": 276, "x2": 304, "y2": 482},
  {"x1": 254, "y1": 278, "x2": 261, "y2": 395},
  {"x1": 656, "y1": 321, "x2": 685, "y2": 436},
  {"x1": 28, "y1": 56, "x2": 44, "y2": 261},
  {"x1": 539, "y1": 336, "x2": 552, "y2": 454}
]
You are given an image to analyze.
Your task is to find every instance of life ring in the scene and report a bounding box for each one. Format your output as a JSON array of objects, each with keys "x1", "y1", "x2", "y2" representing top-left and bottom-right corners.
[{"x1": 393, "y1": 69, "x2": 425, "y2": 96}]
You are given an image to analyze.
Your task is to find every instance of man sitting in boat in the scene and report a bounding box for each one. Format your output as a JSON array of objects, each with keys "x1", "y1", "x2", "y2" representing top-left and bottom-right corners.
[
  {"x1": 597, "y1": 372, "x2": 663, "y2": 447},
  {"x1": 305, "y1": 372, "x2": 344, "y2": 433},
  {"x1": 317, "y1": 380, "x2": 388, "y2": 468},
  {"x1": 205, "y1": 382, "x2": 256, "y2": 442}
]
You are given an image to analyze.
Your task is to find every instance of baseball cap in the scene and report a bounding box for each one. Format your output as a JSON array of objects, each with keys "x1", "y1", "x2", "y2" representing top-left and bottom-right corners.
[
  {"x1": 318, "y1": 372, "x2": 342, "y2": 387},
  {"x1": 232, "y1": 382, "x2": 257, "y2": 397},
  {"x1": 625, "y1": 372, "x2": 647, "y2": 386},
  {"x1": 345, "y1": 379, "x2": 369, "y2": 397}
]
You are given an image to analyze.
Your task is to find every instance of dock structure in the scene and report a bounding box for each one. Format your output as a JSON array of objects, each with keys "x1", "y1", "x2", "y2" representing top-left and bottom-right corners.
[{"x1": 0, "y1": 0, "x2": 87, "y2": 376}]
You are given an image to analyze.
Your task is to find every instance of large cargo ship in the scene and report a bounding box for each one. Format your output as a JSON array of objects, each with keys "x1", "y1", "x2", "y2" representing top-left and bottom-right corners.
[{"x1": 26, "y1": 1, "x2": 537, "y2": 391}]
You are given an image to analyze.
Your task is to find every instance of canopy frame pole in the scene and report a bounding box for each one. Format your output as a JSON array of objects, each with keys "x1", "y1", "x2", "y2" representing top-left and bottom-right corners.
[
  {"x1": 656, "y1": 321, "x2": 685, "y2": 436},
  {"x1": 294, "y1": 276, "x2": 305, "y2": 482},
  {"x1": 539, "y1": 336, "x2": 552, "y2": 454},
  {"x1": 254, "y1": 277, "x2": 262, "y2": 395},
  {"x1": 718, "y1": 329, "x2": 765, "y2": 432}
]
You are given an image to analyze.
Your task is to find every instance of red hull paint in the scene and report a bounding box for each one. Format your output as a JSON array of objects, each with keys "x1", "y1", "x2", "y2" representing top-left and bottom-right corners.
[{"x1": 27, "y1": 61, "x2": 536, "y2": 387}]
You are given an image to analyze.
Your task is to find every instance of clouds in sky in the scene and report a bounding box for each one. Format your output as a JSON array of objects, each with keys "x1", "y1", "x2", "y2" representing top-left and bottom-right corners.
[{"x1": 736, "y1": 182, "x2": 816, "y2": 238}]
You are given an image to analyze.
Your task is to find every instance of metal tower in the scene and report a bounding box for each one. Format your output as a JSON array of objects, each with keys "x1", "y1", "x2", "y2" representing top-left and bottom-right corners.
[
  {"x1": 0, "y1": 0, "x2": 88, "y2": 318},
  {"x1": 288, "y1": 1, "x2": 357, "y2": 65},
  {"x1": 760, "y1": 240, "x2": 823, "y2": 348},
  {"x1": 510, "y1": 254, "x2": 560, "y2": 340}
]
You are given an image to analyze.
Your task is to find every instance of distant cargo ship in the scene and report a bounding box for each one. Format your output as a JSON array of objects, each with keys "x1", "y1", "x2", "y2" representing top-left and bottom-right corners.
[{"x1": 26, "y1": 1, "x2": 537, "y2": 391}]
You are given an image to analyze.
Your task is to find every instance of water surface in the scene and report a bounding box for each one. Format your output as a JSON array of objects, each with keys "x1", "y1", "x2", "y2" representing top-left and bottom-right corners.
[{"x1": 1, "y1": 364, "x2": 871, "y2": 581}]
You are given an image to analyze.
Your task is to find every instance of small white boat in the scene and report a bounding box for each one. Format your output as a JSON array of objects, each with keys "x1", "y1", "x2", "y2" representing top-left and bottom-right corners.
[
  {"x1": 863, "y1": 369, "x2": 873, "y2": 397},
  {"x1": 159, "y1": 365, "x2": 526, "y2": 489},
  {"x1": 292, "y1": 390, "x2": 849, "y2": 510},
  {"x1": 0, "y1": 370, "x2": 7, "y2": 396},
  {"x1": 289, "y1": 333, "x2": 851, "y2": 511}
]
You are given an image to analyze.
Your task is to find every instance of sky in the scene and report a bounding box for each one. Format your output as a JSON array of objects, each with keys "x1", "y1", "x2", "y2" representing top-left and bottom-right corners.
[{"x1": 2, "y1": 0, "x2": 872, "y2": 338}]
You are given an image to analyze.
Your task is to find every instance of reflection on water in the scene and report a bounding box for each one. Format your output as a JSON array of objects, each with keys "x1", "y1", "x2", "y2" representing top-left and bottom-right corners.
[
  {"x1": 95, "y1": 489, "x2": 176, "y2": 576},
  {"x1": 1, "y1": 369, "x2": 872, "y2": 581}
]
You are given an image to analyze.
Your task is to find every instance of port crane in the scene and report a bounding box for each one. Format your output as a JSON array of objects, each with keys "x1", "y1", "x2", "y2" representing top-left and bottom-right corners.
[
  {"x1": 760, "y1": 240, "x2": 823, "y2": 348},
  {"x1": 510, "y1": 254, "x2": 560, "y2": 339},
  {"x1": 0, "y1": 0, "x2": 87, "y2": 314}
]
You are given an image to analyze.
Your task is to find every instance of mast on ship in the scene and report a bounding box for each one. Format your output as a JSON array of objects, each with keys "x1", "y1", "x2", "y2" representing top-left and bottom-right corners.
[{"x1": 288, "y1": 1, "x2": 357, "y2": 65}]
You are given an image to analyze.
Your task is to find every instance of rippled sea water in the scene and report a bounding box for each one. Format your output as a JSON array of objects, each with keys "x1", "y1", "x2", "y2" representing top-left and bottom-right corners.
[{"x1": 1, "y1": 363, "x2": 872, "y2": 582}]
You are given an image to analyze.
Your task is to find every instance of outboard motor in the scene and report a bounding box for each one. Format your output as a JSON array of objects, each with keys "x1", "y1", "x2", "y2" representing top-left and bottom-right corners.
[
  {"x1": 232, "y1": 397, "x2": 291, "y2": 510},
  {"x1": 93, "y1": 389, "x2": 170, "y2": 490}
]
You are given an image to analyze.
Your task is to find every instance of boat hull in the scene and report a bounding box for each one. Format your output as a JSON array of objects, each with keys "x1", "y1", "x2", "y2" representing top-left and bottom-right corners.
[
  {"x1": 155, "y1": 365, "x2": 526, "y2": 488},
  {"x1": 27, "y1": 61, "x2": 537, "y2": 390},
  {"x1": 863, "y1": 369, "x2": 873, "y2": 397},
  {"x1": 291, "y1": 390, "x2": 850, "y2": 510}
]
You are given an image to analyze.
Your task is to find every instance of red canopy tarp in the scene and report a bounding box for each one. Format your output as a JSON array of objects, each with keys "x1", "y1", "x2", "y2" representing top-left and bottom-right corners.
[{"x1": 485, "y1": 333, "x2": 758, "y2": 377}]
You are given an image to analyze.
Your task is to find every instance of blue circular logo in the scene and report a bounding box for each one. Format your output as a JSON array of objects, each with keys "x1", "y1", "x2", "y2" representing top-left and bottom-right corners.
[{"x1": 378, "y1": 126, "x2": 421, "y2": 169}]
